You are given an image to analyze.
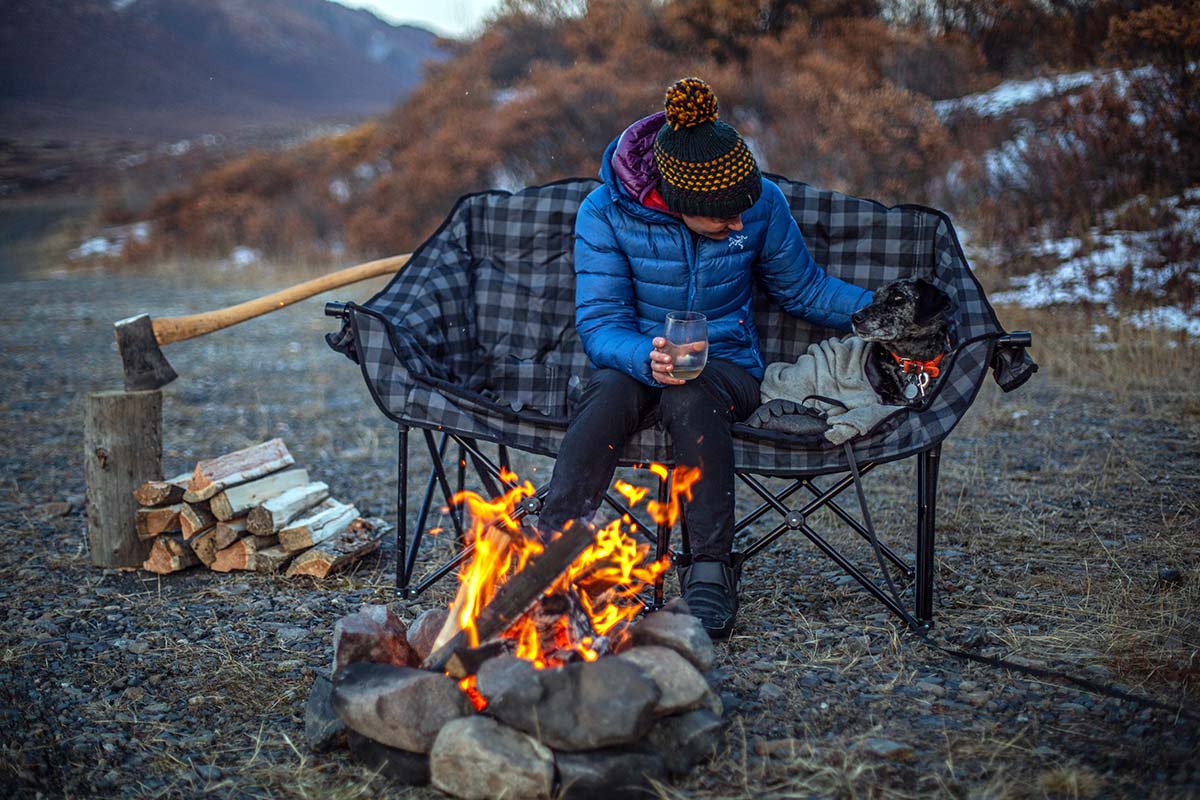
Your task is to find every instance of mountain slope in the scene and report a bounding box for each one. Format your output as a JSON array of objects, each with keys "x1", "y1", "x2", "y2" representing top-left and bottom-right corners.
[{"x1": 0, "y1": 0, "x2": 447, "y2": 137}]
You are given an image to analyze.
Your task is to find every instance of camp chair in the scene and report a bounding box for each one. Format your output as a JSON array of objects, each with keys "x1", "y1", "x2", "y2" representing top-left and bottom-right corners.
[{"x1": 324, "y1": 176, "x2": 1036, "y2": 629}]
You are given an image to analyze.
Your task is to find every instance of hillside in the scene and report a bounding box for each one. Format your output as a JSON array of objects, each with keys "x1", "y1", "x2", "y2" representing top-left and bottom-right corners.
[{"x1": 0, "y1": 0, "x2": 447, "y2": 138}]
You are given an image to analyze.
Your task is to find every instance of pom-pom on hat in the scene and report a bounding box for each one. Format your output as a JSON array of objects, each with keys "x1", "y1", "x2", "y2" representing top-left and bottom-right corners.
[{"x1": 654, "y1": 78, "x2": 762, "y2": 219}]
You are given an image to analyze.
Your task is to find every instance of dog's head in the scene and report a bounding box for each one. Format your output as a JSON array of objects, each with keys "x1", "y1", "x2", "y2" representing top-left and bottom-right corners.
[{"x1": 851, "y1": 278, "x2": 952, "y2": 356}]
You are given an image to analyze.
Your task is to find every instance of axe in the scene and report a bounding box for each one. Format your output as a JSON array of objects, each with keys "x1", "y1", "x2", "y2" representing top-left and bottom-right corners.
[{"x1": 114, "y1": 253, "x2": 410, "y2": 390}]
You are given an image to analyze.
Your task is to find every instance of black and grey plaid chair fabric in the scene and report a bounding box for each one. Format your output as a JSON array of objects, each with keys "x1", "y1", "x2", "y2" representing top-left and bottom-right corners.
[{"x1": 328, "y1": 176, "x2": 1030, "y2": 476}]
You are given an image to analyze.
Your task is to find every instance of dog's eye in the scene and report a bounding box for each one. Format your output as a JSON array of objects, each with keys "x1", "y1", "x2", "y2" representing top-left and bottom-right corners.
[{"x1": 890, "y1": 293, "x2": 904, "y2": 302}]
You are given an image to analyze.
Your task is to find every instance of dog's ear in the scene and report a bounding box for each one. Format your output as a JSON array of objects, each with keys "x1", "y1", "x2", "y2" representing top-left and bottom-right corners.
[{"x1": 913, "y1": 278, "x2": 951, "y2": 324}]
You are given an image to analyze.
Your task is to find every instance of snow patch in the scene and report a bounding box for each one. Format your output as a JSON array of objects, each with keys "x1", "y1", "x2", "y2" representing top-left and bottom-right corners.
[
  {"x1": 228, "y1": 246, "x2": 262, "y2": 267},
  {"x1": 935, "y1": 70, "x2": 1097, "y2": 119},
  {"x1": 328, "y1": 178, "x2": 351, "y2": 203}
]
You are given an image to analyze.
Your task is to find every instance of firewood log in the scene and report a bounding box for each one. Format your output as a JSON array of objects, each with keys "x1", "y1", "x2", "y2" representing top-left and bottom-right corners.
[
  {"x1": 184, "y1": 439, "x2": 294, "y2": 502},
  {"x1": 285, "y1": 517, "x2": 388, "y2": 579},
  {"x1": 189, "y1": 518, "x2": 245, "y2": 566},
  {"x1": 210, "y1": 536, "x2": 260, "y2": 572},
  {"x1": 278, "y1": 499, "x2": 359, "y2": 552},
  {"x1": 431, "y1": 523, "x2": 517, "y2": 653},
  {"x1": 252, "y1": 544, "x2": 296, "y2": 574},
  {"x1": 132, "y1": 472, "x2": 191, "y2": 507},
  {"x1": 143, "y1": 534, "x2": 201, "y2": 574},
  {"x1": 209, "y1": 468, "x2": 310, "y2": 521},
  {"x1": 180, "y1": 501, "x2": 217, "y2": 539},
  {"x1": 246, "y1": 481, "x2": 329, "y2": 535},
  {"x1": 135, "y1": 503, "x2": 184, "y2": 539}
]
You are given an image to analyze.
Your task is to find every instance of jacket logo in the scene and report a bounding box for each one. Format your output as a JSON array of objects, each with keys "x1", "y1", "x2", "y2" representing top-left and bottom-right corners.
[{"x1": 728, "y1": 234, "x2": 747, "y2": 250}]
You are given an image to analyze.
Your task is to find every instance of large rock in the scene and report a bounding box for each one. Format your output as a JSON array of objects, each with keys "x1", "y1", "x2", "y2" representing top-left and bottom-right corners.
[
  {"x1": 644, "y1": 708, "x2": 725, "y2": 775},
  {"x1": 332, "y1": 662, "x2": 472, "y2": 753},
  {"x1": 617, "y1": 646, "x2": 713, "y2": 716},
  {"x1": 346, "y1": 730, "x2": 430, "y2": 785},
  {"x1": 556, "y1": 748, "x2": 667, "y2": 799},
  {"x1": 430, "y1": 716, "x2": 554, "y2": 800},
  {"x1": 406, "y1": 607, "x2": 449, "y2": 663},
  {"x1": 486, "y1": 658, "x2": 661, "y2": 752},
  {"x1": 303, "y1": 675, "x2": 346, "y2": 753},
  {"x1": 629, "y1": 611, "x2": 714, "y2": 672},
  {"x1": 332, "y1": 604, "x2": 417, "y2": 672},
  {"x1": 475, "y1": 654, "x2": 543, "y2": 717}
]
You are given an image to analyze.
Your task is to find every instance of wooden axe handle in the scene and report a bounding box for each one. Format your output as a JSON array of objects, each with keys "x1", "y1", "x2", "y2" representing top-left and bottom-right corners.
[{"x1": 151, "y1": 253, "x2": 411, "y2": 346}]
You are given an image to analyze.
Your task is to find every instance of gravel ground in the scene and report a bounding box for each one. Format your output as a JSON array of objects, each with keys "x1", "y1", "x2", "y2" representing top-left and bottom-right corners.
[{"x1": 1, "y1": 272, "x2": 1197, "y2": 799}]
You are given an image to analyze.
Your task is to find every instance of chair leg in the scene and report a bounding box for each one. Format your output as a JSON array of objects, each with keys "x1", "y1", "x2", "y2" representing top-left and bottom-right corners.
[
  {"x1": 653, "y1": 469, "x2": 670, "y2": 608},
  {"x1": 396, "y1": 425, "x2": 410, "y2": 598},
  {"x1": 915, "y1": 443, "x2": 941, "y2": 627}
]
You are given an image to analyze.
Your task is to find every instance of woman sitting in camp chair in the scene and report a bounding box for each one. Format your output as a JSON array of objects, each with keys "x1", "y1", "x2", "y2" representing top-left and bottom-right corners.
[{"x1": 534, "y1": 78, "x2": 874, "y2": 639}]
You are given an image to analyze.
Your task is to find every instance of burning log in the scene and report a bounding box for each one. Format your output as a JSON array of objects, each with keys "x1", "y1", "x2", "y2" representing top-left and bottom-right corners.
[
  {"x1": 431, "y1": 523, "x2": 519, "y2": 654},
  {"x1": 423, "y1": 518, "x2": 596, "y2": 672},
  {"x1": 184, "y1": 438, "x2": 294, "y2": 502},
  {"x1": 209, "y1": 468, "x2": 309, "y2": 521}
]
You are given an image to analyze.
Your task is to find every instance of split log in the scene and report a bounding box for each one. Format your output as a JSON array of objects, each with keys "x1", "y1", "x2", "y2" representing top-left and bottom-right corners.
[
  {"x1": 180, "y1": 501, "x2": 217, "y2": 539},
  {"x1": 246, "y1": 481, "x2": 330, "y2": 535},
  {"x1": 210, "y1": 536, "x2": 261, "y2": 572},
  {"x1": 278, "y1": 499, "x2": 360, "y2": 552},
  {"x1": 189, "y1": 518, "x2": 245, "y2": 566},
  {"x1": 184, "y1": 438, "x2": 294, "y2": 502},
  {"x1": 209, "y1": 468, "x2": 310, "y2": 521},
  {"x1": 133, "y1": 472, "x2": 191, "y2": 507},
  {"x1": 285, "y1": 517, "x2": 388, "y2": 579},
  {"x1": 143, "y1": 534, "x2": 201, "y2": 574},
  {"x1": 253, "y1": 545, "x2": 297, "y2": 574},
  {"x1": 135, "y1": 503, "x2": 184, "y2": 539}
]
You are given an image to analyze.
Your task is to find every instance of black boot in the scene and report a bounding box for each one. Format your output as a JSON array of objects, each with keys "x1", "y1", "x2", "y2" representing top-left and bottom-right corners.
[{"x1": 678, "y1": 560, "x2": 739, "y2": 640}]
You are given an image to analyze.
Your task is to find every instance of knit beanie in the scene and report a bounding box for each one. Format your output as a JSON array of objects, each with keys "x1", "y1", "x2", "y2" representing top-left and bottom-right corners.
[{"x1": 654, "y1": 78, "x2": 762, "y2": 218}]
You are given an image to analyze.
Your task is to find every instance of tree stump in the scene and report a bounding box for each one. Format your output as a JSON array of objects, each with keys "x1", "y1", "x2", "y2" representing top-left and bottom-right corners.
[{"x1": 85, "y1": 390, "x2": 162, "y2": 567}]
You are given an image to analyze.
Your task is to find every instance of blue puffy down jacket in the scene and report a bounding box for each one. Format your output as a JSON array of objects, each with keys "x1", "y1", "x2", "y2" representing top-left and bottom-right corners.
[{"x1": 573, "y1": 133, "x2": 873, "y2": 387}]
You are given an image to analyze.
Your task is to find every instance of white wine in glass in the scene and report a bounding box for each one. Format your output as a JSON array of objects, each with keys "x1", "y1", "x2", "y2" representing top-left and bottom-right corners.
[{"x1": 665, "y1": 311, "x2": 708, "y2": 381}]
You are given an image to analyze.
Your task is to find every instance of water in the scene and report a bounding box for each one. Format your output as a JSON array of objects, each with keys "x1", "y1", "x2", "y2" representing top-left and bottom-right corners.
[{"x1": 668, "y1": 342, "x2": 708, "y2": 381}]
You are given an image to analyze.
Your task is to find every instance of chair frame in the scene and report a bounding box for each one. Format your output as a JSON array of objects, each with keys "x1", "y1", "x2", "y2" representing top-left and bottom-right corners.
[{"x1": 388, "y1": 423, "x2": 942, "y2": 629}]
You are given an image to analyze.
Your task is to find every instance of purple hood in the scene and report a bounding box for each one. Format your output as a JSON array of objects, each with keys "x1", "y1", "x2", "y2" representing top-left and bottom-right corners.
[{"x1": 610, "y1": 112, "x2": 666, "y2": 205}]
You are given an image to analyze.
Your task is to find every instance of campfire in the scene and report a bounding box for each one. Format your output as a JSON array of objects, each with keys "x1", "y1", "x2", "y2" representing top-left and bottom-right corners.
[{"x1": 307, "y1": 466, "x2": 725, "y2": 799}]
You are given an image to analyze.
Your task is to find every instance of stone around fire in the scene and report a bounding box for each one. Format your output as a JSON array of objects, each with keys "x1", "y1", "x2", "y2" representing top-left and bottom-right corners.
[
  {"x1": 629, "y1": 611, "x2": 715, "y2": 672},
  {"x1": 645, "y1": 708, "x2": 725, "y2": 775},
  {"x1": 406, "y1": 606, "x2": 449, "y2": 663},
  {"x1": 556, "y1": 748, "x2": 668, "y2": 800},
  {"x1": 475, "y1": 654, "x2": 544, "y2": 716},
  {"x1": 331, "y1": 604, "x2": 417, "y2": 672},
  {"x1": 346, "y1": 730, "x2": 430, "y2": 785},
  {"x1": 487, "y1": 657, "x2": 661, "y2": 752},
  {"x1": 617, "y1": 645, "x2": 713, "y2": 716},
  {"x1": 303, "y1": 675, "x2": 346, "y2": 753},
  {"x1": 430, "y1": 715, "x2": 555, "y2": 800},
  {"x1": 331, "y1": 662, "x2": 472, "y2": 753}
]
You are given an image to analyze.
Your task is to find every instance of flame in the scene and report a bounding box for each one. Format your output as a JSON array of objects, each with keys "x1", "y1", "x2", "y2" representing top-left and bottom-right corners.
[
  {"x1": 446, "y1": 465, "x2": 697, "y2": 675},
  {"x1": 459, "y1": 675, "x2": 487, "y2": 711}
]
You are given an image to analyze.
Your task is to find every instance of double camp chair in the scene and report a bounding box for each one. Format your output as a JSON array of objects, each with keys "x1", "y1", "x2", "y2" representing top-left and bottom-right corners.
[{"x1": 325, "y1": 176, "x2": 1035, "y2": 629}]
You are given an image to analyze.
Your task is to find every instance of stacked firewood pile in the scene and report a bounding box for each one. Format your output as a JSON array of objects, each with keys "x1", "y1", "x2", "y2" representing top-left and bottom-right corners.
[{"x1": 135, "y1": 438, "x2": 388, "y2": 579}]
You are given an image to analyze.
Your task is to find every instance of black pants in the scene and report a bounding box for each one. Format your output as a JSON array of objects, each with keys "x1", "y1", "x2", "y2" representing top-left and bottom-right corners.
[{"x1": 537, "y1": 360, "x2": 761, "y2": 561}]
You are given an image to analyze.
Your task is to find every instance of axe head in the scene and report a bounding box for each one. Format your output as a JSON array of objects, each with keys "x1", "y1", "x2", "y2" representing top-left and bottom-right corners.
[{"x1": 114, "y1": 314, "x2": 178, "y2": 391}]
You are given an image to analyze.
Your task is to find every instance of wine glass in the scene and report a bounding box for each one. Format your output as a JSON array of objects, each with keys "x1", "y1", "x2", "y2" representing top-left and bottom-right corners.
[{"x1": 664, "y1": 311, "x2": 708, "y2": 381}]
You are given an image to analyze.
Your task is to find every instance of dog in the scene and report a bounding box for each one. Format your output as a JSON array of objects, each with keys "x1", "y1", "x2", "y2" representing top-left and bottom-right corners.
[{"x1": 852, "y1": 277, "x2": 954, "y2": 405}]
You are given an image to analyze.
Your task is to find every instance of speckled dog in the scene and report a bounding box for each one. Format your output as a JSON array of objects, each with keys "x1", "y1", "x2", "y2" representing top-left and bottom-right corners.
[{"x1": 851, "y1": 277, "x2": 953, "y2": 405}]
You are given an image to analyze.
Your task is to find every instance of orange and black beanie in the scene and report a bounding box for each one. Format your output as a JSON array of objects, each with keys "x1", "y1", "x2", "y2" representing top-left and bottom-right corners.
[{"x1": 654, "y1": 78, "x2": 762, "y2": 219}]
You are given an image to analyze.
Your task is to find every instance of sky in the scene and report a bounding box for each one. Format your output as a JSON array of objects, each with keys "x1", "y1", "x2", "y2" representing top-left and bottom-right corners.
[{"x1": 332, "y1": 0, "x2": 506, "y2": 37}]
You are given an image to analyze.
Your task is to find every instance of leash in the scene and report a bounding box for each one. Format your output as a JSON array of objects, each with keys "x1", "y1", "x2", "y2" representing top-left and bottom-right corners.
[{"x1": 840, "y1": 442, "x2": 1200, "y2": 724}]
